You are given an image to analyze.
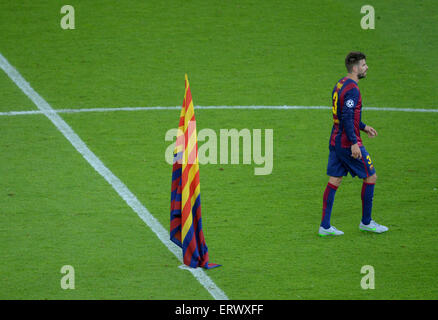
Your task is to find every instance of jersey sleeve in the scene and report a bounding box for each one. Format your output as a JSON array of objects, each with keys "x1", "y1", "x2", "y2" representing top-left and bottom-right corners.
[{"x1": 341, "y1": 87, "x2": 359, "y2": 144}]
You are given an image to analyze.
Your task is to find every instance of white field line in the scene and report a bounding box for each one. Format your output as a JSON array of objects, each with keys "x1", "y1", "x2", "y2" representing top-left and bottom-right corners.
[
  {"x1": 0, "y1": 53, "x2": 228, "y2": 301},
  {"x1": 0, "y1": 105, "x2": 438, "y2": 116}
]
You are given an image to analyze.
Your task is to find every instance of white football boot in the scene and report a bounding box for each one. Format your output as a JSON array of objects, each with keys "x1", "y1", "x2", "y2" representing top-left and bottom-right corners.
[
  {"x1": 359, "y1": 220, "x2": 389, "y2": 233},
  {"x1": 318, "y1": 226, "x2": 344, "y2": 237}
]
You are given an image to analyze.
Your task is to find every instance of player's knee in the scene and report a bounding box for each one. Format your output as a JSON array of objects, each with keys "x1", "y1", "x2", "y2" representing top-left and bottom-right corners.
[
  {"x1": 329, "y1": 176, "x2": 343, "y2": 187},
  {"x1": 365, "y1": 173, "x2": 377, "y2": 184}
]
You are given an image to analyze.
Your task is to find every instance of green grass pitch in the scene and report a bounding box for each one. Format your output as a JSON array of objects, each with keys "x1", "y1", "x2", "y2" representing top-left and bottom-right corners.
[{"x1": 0, "y1": 1, "x2": 437, "y2": 299}]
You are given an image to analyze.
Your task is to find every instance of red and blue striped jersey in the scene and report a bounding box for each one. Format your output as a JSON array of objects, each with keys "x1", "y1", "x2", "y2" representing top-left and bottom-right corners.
[{"x1": 329, "y1": 77, "x2": 366, "y2": 148}]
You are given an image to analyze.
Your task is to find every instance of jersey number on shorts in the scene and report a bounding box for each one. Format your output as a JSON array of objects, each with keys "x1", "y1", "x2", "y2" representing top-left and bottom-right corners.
[{"x1": 366, "y1": 155, "x2": 374, "y2": 170}]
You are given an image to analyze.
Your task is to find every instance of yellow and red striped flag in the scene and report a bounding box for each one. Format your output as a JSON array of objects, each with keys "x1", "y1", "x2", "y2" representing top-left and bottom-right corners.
[{"x1": 170, "y1": 74, "x2": 220, "y2": 268}]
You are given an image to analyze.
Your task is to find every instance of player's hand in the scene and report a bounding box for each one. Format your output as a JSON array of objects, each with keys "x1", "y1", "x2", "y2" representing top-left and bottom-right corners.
[
  {"x1": 351, "y1": 143, "x2": 362, "y2": 159},
  {"x1": 364, "y1": 125, "x2": 377, "y2": 138}
]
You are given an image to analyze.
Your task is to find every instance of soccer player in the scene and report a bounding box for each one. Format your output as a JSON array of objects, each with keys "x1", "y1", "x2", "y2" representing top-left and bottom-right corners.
[{"x1": 319, "y1": 51, "x2": 388, "y2": 236}]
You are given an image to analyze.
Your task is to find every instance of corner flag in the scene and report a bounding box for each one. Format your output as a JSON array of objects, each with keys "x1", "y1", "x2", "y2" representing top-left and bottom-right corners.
[{"x1": 170, "y1": 74, "x2": 220, "y2": 269}]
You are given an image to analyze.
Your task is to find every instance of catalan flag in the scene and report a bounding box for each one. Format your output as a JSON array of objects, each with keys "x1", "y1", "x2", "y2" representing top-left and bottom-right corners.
[{"x1": 170, "y1": 74, "x2": 220, "y2": 269}]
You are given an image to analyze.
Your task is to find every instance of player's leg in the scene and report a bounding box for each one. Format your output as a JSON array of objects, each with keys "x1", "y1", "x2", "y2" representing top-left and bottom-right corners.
[
  {"x1": 329, "y1": 176, "x2": 343, "y2": 187},
  {"x1": 321, "y1": 176, "x2": 342, "y2": 229},
  {"x1": 360, "y1": 173, "x2": 388, "y2": 232},
  {"x1": 357, "y1": 149, "x2": 388, "y2": 233},
  {"x1": 361, "y1": 173, "x2": 377, "y2": 225},
  {"x1": 330, "y1": 145, "x2": 387, "y2": 233},
  {"x1": 335, "y1": 145, "x2": 377, "y2": 225},
  {"x1": 319, "y1": 176, "x2": 344, "y2": 236},
  {"x1": 320, "y1": 147, "x2": 346, "y2": 236}
]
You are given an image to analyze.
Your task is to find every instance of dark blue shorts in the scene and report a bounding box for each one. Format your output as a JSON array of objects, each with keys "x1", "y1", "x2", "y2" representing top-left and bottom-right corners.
[{"x1": 326, "y1": 145, "x2": 376, "y2": 179}]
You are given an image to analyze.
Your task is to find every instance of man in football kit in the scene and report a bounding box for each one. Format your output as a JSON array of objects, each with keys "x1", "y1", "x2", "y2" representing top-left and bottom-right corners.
[{"x1": 319, "y1": 51, "x2": 388, "y2": 236}]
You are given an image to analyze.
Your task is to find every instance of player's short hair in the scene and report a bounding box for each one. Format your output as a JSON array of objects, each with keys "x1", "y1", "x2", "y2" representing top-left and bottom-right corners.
[{"x1": 345, "y1": 51, "x2": 366, "y2": 73}]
